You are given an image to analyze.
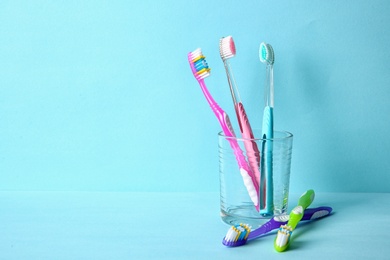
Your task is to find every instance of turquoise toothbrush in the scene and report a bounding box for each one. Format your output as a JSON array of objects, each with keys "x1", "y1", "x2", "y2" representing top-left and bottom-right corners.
[
  {"x1": 274, "y1": 189, "x2": 315, "y2": 252},
  {"x1": 259, "y1": 42, "x2": 275, "y2": 215}
]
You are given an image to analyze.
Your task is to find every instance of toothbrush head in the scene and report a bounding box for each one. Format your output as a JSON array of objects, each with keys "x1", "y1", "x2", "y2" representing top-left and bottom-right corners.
[
  {"x1": 274, "y1": 206, "x2": 304, "y2": 252},
  {"x1": 222, "y1": 223, "x2": 251, "y2": 247},
  {"x1": 274, "y1": 224, "x2": 292, "y2": 252},
  {"x1": 259, "y1": 42, "x2": 274, "y2": 65},
  {"x1": 219, "y1": 36, "x2": 236, "y2": 60},
  {"x1": 188, "y1": 48, "x2": 211, "y2": 80}
]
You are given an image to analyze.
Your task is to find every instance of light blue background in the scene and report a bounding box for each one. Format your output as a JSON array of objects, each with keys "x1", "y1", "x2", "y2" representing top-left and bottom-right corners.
[{"x1": 1, "y1": 1, "x2": 389, "y2": 193}]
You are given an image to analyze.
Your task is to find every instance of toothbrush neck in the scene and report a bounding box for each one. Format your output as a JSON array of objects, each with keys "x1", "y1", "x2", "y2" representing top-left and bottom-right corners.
[
  {"x1": 223, "y1": 60, "x2": 241, "y2": 105},
  {"x1": 198, "y1": 79, "x2": 224, "y2": 117},
  {"x1": 265, "y1": 64, "x2": 274, "y2": 108}
]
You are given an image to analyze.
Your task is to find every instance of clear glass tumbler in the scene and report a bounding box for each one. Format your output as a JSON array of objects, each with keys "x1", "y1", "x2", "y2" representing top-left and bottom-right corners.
[{"x1": 219, "y1": 129, "x2": 293, "y2": 227}]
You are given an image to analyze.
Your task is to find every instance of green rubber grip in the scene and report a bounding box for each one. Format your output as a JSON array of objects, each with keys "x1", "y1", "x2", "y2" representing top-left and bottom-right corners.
[{"x1": 298, "y1": 189, "x2": 315, "y2": 210}]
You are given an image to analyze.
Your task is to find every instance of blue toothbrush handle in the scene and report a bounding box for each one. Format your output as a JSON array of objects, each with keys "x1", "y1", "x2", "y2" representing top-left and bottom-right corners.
[
  {"x1": 247, "y1": 216, "x2": 282, "y2": 240},
  {"x1": 261, "y1": 106, "x2": 274, "y2": 214}
]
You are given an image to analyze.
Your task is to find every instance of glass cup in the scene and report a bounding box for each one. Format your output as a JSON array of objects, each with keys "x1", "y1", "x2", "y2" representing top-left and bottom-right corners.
[{"x1": 219, "y1": 129, "x2": 293, "y2": 227}]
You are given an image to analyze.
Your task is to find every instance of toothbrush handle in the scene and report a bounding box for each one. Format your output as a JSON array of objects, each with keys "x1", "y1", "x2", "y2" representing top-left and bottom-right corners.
[
  {"x1": 288, "y1": 206, "x2": 304, "y2": 230},
  {"x1": 247, "y1": 217, "x2": 284, "y2": 240},
  {"x1": 298, "y1": 189, "x2": 315, "y2": 210},
  {"x1": 217, "y1": 111, "x2": 260, "y2": 210},
  {"x1": 301, "y1": 206, "x2": 332, "y2": 220},
  {"x1": 261, "y1": 106, "x2": 274, "y2": 214},
  {"x1": 287, "y1": 190, "x2": 315, "y2": 230},
  {"x1": 247, "y1": 206, "x2": 333, "y2": 240},
  {"x1": 199, "y1": 80, "x2": 260, "y2": 210},
  {"x1": 235, "y1": 102, "x2": 262, "y2": 203}
]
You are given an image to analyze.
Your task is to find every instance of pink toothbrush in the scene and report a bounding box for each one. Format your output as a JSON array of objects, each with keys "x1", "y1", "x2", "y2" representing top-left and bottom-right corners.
[
  {"x1": 219, "y1": 36, "x2": 263, "y2": 209},
  {"x1": 188, "y1": 48, "x2": 260, "y2": 211}
]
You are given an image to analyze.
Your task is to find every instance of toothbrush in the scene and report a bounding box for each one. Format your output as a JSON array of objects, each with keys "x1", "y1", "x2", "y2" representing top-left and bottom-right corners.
[
  {"x1": 274, "y1": 189, "x2": 315, "y2": 252},
  {"x1": 219, "y1": 36, "x2": 263, "y2": 210},
  {"x1": 259, "y1": 42, "x2": 275, "y2": 214},
  {"x1": 222, "y1": 206, "x2": 332, "y2": 247},
  {"x1": 188, "y1": 48, "x2": 260, "y2": 211}
]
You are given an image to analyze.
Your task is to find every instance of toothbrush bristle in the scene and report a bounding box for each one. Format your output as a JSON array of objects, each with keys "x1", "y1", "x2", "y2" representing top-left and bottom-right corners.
[
  {"x1": 219, "y1": 36, "x2": 236, "y2": 60},
  {"x1": 274, "y1": 214, "x2": 289, "y2": 222},
  {"x1": 310, "y1": 210, "x2": 330, "y2": 219},
  {"x1": 292, "y1": 206, "x2": 303, "y2": 215},
  {"x1": 188, "y1": 48, "x2": 211, "y2": 80},
  {"x1": 259, "y1": 42, "x2": 274, "y2": 65},
  {"x1": 222, "y1": 223, "x2": 251, "y2": 247},
  {"x1": 267, "y1": 43, "x2": 275, "y2": 64},
  {"x1": 276, "y1": 228, "x2": 290, "y2": 245},
  {"x1": 274, "y1": 225, "x2": 292, "y2": 251},
  {"x1": 259, "y1": 42, "x2": 267, "y2": 63}
]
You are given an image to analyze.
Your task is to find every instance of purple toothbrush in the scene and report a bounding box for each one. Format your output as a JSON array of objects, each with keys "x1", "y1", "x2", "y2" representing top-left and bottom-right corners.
[{"x1": 222, "y1": 206, "x2": 332, "y2": 247}]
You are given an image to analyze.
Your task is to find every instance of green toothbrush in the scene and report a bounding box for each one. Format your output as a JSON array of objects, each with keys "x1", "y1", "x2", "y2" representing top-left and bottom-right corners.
[{"x1": 274, "y1": 189, "x2": 315, "y2": 252}]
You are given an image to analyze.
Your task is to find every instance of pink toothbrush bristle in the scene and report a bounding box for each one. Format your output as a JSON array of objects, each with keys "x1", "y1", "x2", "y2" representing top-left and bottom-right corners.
[
  {"x1": 229, "y1": 37, "x2": 236, "y2": 55},
  {"x1": 220, "y1": 36, "x2": 236, "y2": 59}
]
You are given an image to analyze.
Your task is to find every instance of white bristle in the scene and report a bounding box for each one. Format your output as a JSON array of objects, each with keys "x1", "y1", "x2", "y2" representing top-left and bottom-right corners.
[
  {"x1": 224, "y1": 224, "x2": 251, "y2": 243},
  {"x1": 275, "y1": 226, "x2": 291, "y2": 247},
  {"x1": 225, "y1": 226, "x2": 239, "y2": 242},
  {"x1": 228, "y1": 227, "x2": 237, "y2": 240},
  {"x1": 197, "y1": 70, "x2": 210, "y2": 79},
  {"x1": 292, "y1": 206, "x2": 303, "y2": 215},
  {"x1": 276, "y1": 231, "x2": 289, "y2": 246},
  {"x1": 274, "y1": 214, "x2": 289, "y2": 222},
  {"x1": 190, "y1": 48, "x2": 202, "y2": 58},
  {"x1": 219, "y1": 36, "x2": 236, "y2": 60},
  {"x1": 242, "y1": 224, "x2": 251, "y2": 238},
  {"x1": 311, "y1": 210, "x2": 329, "y2": 219},
  {"x1": 189, "y1": 48, "x2": 210, "y2": 79}
]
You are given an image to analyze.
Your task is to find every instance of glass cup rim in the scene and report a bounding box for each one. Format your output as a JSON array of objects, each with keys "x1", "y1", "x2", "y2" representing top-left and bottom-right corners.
[{"x1": 218, "y1": 130, "x2": 293, "y2": 142}]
